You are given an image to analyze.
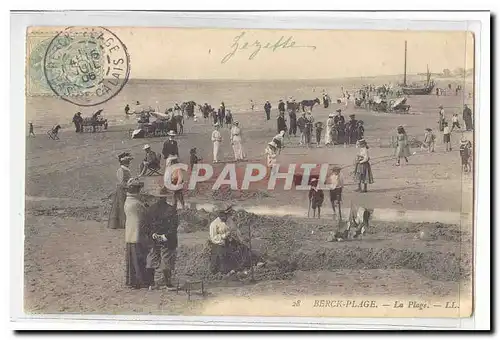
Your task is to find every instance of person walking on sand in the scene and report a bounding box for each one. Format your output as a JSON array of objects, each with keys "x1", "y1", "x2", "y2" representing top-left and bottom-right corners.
[
  {"x1": 463, "y1": 104, "x2": 473, "y2": 131},
  {"x1": 423, "y1": 128, "x2": 436, "y2": 153},
  {"x1": 354, "y1": 139, "x2": 374, "y2": 193},
  {"x1": 438, "y1": 105, "x2": 446, "y2": 132},
  {"x1": 308, "y1": 178, "x2": 324, "y2": 218},
  {"x1": 297, "y1": 112, "x2": 306, "y2": 145},
  {"x1": 250, "y1": 100, "x2": 255, "y2": 111},
  {"x1": 395, "y1": 126, "x2": 411, "y2": 166},
  {"x1": 451, "y1": 113, "x2": 461, "y2": 131},
  {"x1": 264, "y1": 101, "x2": 272, "y2": 121},
  {"x1": 304, "y1": 112, "x2": 314, "y2": 148},
  {"x1": 123, "y1": 178, "x2": 152, "y2": 289},
  {"x1": 459, "y1": 138, "x2": 472, "y2": 173},
  {"x1": 212, "y1": 123, "x2": 223, "y2": 163},
  {"x1": 28, "y1": 122, "x2": 35, "y2": 137},
  {"x1": 277, "y1": 111, "x2": 287, "y2": 135},
  {"x1": 278, "y1": 99, "x2": 285, "y2": 115},
  {"x1": 108, "y1": 152, "x2": 134, "y2": 229},
  {"x1": 162, "y1": 130, "x2": 179, "y2": 167},
  {"x1": 72, "y1": 112, "x2": 83, "y2": 133},
  {"x1": 314, "y1": 121, "x2": 323, "y2": 147},
  {"x1": 264, "y1": 141, "x2": 279, "y2": 178},
  {"x1": 443, "y1": 122, "x2": 452, "y2": 152},
  {"x1": 328, "y1": 166, "x2": 344, "y2": 220},
  {"x1": 230, "y1": 121, "x2": 245, "y2": 161}
]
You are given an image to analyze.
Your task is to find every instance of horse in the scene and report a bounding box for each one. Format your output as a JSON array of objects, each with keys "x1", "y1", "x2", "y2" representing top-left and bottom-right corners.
[{"x1": 299, "y1": 98, "x2": 320, "y2": 112}]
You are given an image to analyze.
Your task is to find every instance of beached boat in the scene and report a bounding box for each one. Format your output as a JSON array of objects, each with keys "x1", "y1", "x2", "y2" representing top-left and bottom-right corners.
[{"x1": 400, "y1": 41, "x2": 435, "y2": 95}]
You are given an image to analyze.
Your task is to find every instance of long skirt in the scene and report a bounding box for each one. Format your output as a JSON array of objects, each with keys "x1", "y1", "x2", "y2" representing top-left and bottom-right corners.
[
  {"x1": 395, "y1": 143, "x2": 411, "y2": 158},
  {"x1": 355, "y1": 162, "x2": 374, "y2": 184},
  {"x1": 213, "y1": 141, "x2": 221, "y2": 162},
  {"x1": 107, "y1": 185, "x2": 127, "y2": 229},
  {"x1": 126, "y1": 242, "x2": 153, "y2": 288},
  {"x1": 232, "y1": 139, "x2": 245, "y2": 160},
  {"x1": 325, "y1": 127, "x2": 333, "y2": 145}
]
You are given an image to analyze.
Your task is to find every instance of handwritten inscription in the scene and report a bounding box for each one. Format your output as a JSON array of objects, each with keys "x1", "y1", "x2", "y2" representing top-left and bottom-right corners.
[{"x1": 221, "y1": 31, "x2": 317, "y2": 64}]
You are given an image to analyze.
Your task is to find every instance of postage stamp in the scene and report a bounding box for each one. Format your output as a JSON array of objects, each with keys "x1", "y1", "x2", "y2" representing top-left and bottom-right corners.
[
  {"x1": 27, "y1": 26, "x2": 130, "y2": 106},
  {"x1": 14, "y1": 12, "x2": 489, "y2": 330}
]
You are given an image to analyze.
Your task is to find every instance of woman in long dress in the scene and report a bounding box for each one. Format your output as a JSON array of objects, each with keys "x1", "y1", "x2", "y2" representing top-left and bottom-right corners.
[
  {"x1": 264, "y1": 141, "x2": 278, "y2": 178},
  {"x1": 395, "y1": 126, "x2": 411, "y2": 166},
  {"x1": 230, "y1": 121, "x2": 245, "y2": 161},
  {"x1": 354, "y1": 139, "x2": 374, "y2": 193},
  {"x1": 108, "y1": 152, "x2": 134, "y2": 229},
  {"x1": 124, "y1": 178, "x2": 152, "y2": 289},
  {"x1": 325, "y1": 113, "x2": 334, "y2": 146}
]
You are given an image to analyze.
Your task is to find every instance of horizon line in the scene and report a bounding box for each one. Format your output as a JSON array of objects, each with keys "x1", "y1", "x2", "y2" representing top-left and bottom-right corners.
[{"x1": 123, "y1": 72, "x2": 471, "y2": 82}]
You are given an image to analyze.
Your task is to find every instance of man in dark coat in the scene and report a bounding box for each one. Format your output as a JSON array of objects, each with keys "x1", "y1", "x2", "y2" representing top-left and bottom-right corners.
[
  {"x1": 264, "y1": 101, "x2": 272, "y2": 121},
  {"x1": 143, "y1": 187, "x2": 179, "y2": 290},
  {"x1": 297, "y1": 112, "x2": 307, "y2": 145},
  {"x1": 218, "y1": 103, "x2": 226, "y2": 126},
  {"x1": 277, "y1": 112, "x2": 287, "y2": 134},
  {"x1": 289, "y1": 109, "x2": 297, "y2": 136},
  {"x1": 72, "y1": 112, "x2": 83, "y2": 133},
  {"x1": 463, "y1": 104, "x2": 473, "y2": 131},
  {"x1": 162, "y1": 130, "x2": 179, "y2": 166},
  {"x1": 278, "y1": 99, "x2": 285, "y2": 115}
]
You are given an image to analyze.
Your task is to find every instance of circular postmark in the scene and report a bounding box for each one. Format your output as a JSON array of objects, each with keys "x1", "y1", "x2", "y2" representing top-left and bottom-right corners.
[{"x1": 43, "y1": 27, "x2": 130, "y2": 107}]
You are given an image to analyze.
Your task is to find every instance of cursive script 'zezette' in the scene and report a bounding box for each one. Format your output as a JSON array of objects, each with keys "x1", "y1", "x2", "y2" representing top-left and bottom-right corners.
[{"x1": 221, "y1": 31, "x2": 317, "y2": 64}]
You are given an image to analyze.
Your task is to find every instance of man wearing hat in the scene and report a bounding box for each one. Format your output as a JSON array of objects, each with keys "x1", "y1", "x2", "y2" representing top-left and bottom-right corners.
[
  {"x1": 142, "y1": 177, "x2": 179, "y2": 290},
  {"x1": 264, "y1": 100, "x2": 272, "y2": 121},
  {"x1": 139, "y1": 144, "x2": 160, "y2": 176},
  {"x1": 304, "y1": 112, "x2": 314, "y2": 147},
  {"x1": 72, "y1": 111, "x2": 83, "y2": 133},
  {"x1": 162, "y1": 130, "x2": 179, "y2": 167},
  {"x1": 288, "y1": 104, "x2": 298, "y2": 137},
  {"x1": 208, "y1": 204, "x2": 244, "y2": 274},
  {"x1": 28, "y1": 121, "x2": 35, "y2": 137},
  {"x1": 211, "y1": 122, "x2": 223, "y2": 163},
  {"x1": 278, "y1": 99, "x2": 285, "y2": 115},
  {"x1": 463, "y1": 104, "x2": 473, "y2": 131}
]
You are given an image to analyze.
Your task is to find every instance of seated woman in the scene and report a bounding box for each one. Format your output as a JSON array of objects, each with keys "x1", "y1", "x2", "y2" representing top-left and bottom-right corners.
[{"x1": 208, "y1": 205, "x2": 252, "y2": 274}]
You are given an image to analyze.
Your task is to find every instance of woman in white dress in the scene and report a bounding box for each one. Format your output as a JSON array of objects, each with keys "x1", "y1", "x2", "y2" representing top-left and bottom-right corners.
[
  {"x1": 211, "y1": 123, "x2": 223, "y2": 163},
  {"x1": 325, "y1": 113, "x2": 335, "y2": 146},
  {"x1": 230, "y1": 121, "x2": 245, "y2": 161}
]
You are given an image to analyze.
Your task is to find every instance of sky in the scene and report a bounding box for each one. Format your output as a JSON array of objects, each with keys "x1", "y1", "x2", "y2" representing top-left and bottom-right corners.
[{"x1": 31, "y1": 27, "x2": 475, "y2": 80}]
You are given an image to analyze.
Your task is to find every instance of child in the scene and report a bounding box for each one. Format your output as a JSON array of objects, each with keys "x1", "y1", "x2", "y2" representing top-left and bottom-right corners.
[
  {"x1": 328, "y1": 166, "x2": 344, "y2": 220},
  {"x1": 28, "y1": 122, "x2": 35, "y2": 137},
  {"x1": 459, "y1": 138, "x2": 472, "y2": 173},
  {"x1": 308, "y1": 178, "x2": 324, "y2": 218},
  {"x1": 443, "y1": 122, "x2": 452, "y2": 152},
  {"x1": 423, "y1": 128, "x2": 436, "y2": 153},
  {"x1": 357, "y1": 120, "x2": 365, "y2": 140},
  {"x1": 189, "y1": 147, "x2": 201, "y2": 169},
  {"x1": 314, "y1": 121, "x2": 323, "y2": 147},
  {"x1": 451, "y1": 113, "x2": 461, "y2": 131}
]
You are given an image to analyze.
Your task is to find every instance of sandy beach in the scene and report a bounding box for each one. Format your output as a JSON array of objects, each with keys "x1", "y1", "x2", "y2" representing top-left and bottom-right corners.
[{"x1": 24, "y1": 76, "x2": 474, "y2": 316}]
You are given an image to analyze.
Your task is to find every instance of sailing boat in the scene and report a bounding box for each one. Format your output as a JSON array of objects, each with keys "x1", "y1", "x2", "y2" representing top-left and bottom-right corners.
[{"x1": 400, "y1": 41, "x2": 435, "y2": 95}]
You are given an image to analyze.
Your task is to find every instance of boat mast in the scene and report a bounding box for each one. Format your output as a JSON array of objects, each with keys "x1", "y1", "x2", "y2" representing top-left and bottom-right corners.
[
  {"x1": 403, "y1": 40, "x2": 407, "y2": 86},
  {"x1": 426, "y1": 64, "x2": 431, "y2": 85}
]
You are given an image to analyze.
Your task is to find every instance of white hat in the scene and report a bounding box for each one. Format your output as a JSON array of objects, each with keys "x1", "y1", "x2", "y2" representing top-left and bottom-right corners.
[
  {"x1": 143, "y1": 144, "x2": 151, "y2": 150},
  {"x1": 280, "y1": 130, "x2": 285, "y2": 135},
  {"x1": 328, "y1": 113, "x2": 334, "y2": 118},
  {"x1": 167, "y1": 130, "x2": 176, "y2": 136}
]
